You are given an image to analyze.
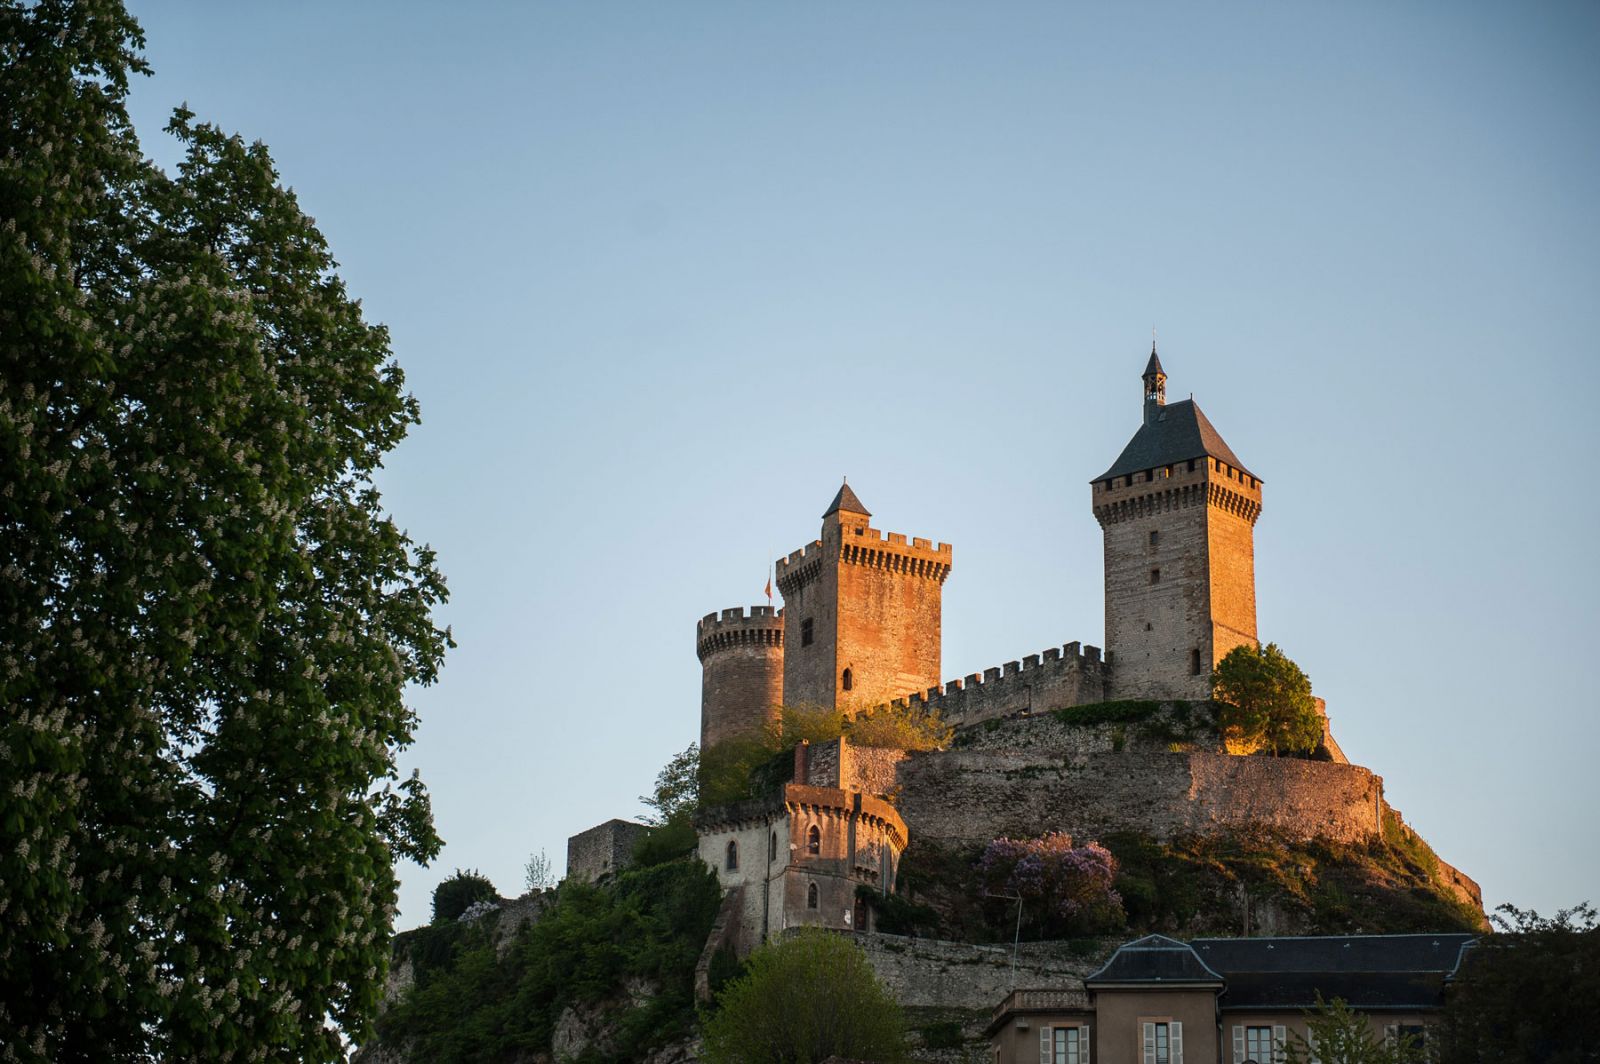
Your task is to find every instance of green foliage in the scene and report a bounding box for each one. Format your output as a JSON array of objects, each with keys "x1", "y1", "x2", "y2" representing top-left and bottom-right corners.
[
  {"x1": 917, "y1": 1019, "x2": 966, "y2": 1049},
  {"x1": 0, "y1": 3, "x2": 448, "y2": 1059},
  {"x1": 700, "y1": 928, "x2": 908, "y2": 1064},
  {"x1": 524, "y1": 849, "x2": 554, "y2": 892},
  {"x1": 631, "y1": 815, "x2": 698, "y2": 868},
  {"x1": 1282, "y1": 995, "x2": 1427, "y2": 1064},
  {"x1": 378, "y1": 860, "x2": 723, "y2": 1063},
  {"x1": 431, "y1": 870, "x2": 498, "y2": 924},
  {"x1": 641, "y1": 743, "x2": 700, "y2": 825},
  {"x1": 1054, "y1": 699, "x2": 1165, "y2": 726},
  {"x1": 846, "y1": 701, "x2": 953, "y2": 751},
  {"x1": 857, "y1": 884, "x2": 943, "y2": 937},
  {"x1": 1212, "y1": 643, "x2": 1322, "y2": 755},
  {"x1": 700, "y1": 736, "x2": 779, "y2": 806},
  {"x1": 1436, "y1": 902, "x2": 1599, "y2": 1064}
]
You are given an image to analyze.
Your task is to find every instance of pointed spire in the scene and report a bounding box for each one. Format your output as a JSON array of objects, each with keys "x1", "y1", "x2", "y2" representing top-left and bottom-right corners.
[
  {"x1": 1144, "y1": 338, "x2": 1164, "y2": 378},
  {"x1": 822, "y1": 480, "x2": 870, "y2": 519},
  {"x1": 1142, "y1": 340, "x2": 1167, "y2": 424}
]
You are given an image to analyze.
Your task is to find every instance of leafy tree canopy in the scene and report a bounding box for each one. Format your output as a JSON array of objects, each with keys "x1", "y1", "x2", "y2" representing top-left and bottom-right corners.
[
  {"x1": 1211, "y1": 642, "x2": 1321, "y2": 756},
  {"x1": 431, "y1": 870, "x2": 498, "y2": 925},
  {"x1": 1282, "y1": 995, "x2": 1427, "y2": 1064},
  {"x1": 0, "y1": 1, "x2": 448, "y2": 1058},
  {"x1": 1436, "y1": 902, "x2": 1599, "y2": 1064},
  {"x1": 700, "y1": 928, "x2": 907, "y2": 1064}
]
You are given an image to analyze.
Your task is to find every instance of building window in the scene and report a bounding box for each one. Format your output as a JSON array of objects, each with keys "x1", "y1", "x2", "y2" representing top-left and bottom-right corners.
[
  {"x1": 807, "y1": 825, "x2": 821, "y2": 855},
  {"x1": 1149, "y1": 530, "x2": 1159, "y2": 547},
  {"x1": 1150, "y1": 568, "x2": 1161, "y2": 584},
  {"x1": 1244, "y1": 1025, "x2": 1278, "y2": 1063},
  {"x1": 769, "y1": 831, "x2": 777, "y2": 862},
  {"x1": 1142, "y1": 1021, "x2": 1181, "y2": 1064},
  {"x1": 841, "y1": 667, "x2": 853, "y2": 691},
  {"x1": 1190, "y1": 648, "x2": 1202, "y2": 675},
  {"x1": 1041, "y1": 1025, "x2": 1086, "y2": 1064},
  {"x1": 724, "y1": 840, "x2": 738, "y2": 871},
  {"x1": 801, "y1": 618, "x2": 813, "y2": 647},
  {"x1": 1187, "y1": 459, "x2": 1196, "y2": 472},
  {"x1": 806, "y1": 882, "x2": 818, "y2": 909}
]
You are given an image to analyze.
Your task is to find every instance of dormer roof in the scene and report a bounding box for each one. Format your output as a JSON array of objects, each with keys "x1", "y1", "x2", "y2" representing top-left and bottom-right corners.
[
  {"x1": 823, "y1": 482, "x2": 870, "y2": 519},
  {"x1": 1085, "y1": 934, "x2": 1224, "y2": 987},
  {"x1": 1095, "y1": 398, "x2": 1255, "y2": 482}
]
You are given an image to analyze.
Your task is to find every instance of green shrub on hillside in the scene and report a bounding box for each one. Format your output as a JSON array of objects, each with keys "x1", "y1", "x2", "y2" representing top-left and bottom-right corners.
[
  {"x1": 431, "y1": 870, "x2": 498, "y2": 924},
  {"x1": 377, "y1": 860, "x2": 722, "y2": 1062}
]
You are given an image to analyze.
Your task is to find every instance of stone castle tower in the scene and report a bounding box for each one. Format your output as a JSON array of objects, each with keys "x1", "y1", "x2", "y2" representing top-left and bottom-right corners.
[
  {"x1": 1093, "y1": 347, "x2": 1262, "y2": 699},
  {"x1": 696, "y1": 606, "x2": 784, "y2": 749},
  {"x1": 774, "y1": 484, "x2": 952, "y2": 711}
]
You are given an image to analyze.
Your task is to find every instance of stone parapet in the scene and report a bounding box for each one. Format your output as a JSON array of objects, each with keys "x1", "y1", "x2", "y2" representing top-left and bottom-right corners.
[{"x1": 857, "y1": 640, "x2": 1110, "y2": 728}]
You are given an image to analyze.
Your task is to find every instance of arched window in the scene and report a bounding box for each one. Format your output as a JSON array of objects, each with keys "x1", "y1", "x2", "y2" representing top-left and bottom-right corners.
[
  {"x1": 807, "y1": 825, "x2": 821, "y2": 855},
  {"x1": 841, "y1": 667, "x2": 853, "y2": 692},
  {"x1": 806, "y1": 882, "x2": 818, "y2": 909},
  {"x1": 725, "y1": 840, "x2": 738, "y2": 871}
]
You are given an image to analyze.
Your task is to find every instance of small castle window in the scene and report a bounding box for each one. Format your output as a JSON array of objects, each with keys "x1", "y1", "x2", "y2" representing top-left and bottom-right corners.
[
  {"x1": 1150, "y1": 568, "x2": 1161, "y2": 584},
  {"x1": 1104, "y1": 479, "x2": 1113, "y2": 491},
  {"x1": 1149, "y1": 530, "x2": 1159, "y2": 547},
  {"x1": 841, "y1": 668, "x2": 853, "y2": 691},
  {"x1": 807, "y1": 882, "x2": 818, "y2": 909},
  {"x1": 725, "y1": 840, "x2": 738, "y2": 871},
  {"x1": 801, "y1": 618, "x2": 814, "y2": 647},
  {"x1": 807, "y1": 825, "x2": 821, "y2": 855},
  {"x1": 1190, "y1": 648, "x2": 1202, "y2": 675},
  {"x1": 1187, "y1": 459, "x2": 1196, "y2": 472},
  {"x1": 770, "y1": 831, "x2": 777, "y2": 862}
]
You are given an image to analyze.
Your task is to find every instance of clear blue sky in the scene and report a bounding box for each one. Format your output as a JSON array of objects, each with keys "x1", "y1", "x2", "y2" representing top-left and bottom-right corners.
[{"x1": 124, "y1": 1, "x2": 1599, "y2": 929}]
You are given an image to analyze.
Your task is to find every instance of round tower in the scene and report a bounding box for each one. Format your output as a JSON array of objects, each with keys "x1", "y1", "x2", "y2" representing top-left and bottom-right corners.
[{"x1": 696, "y1": 606, "x2": 785, "y2": 749}]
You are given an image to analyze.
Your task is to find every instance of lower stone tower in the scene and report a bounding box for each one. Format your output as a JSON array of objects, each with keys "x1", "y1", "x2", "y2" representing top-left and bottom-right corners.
[
  {"x1": 1093, "y1": 348, "x2": 1262, "y2": 699},
  {"x1": 775, "y1": 484, "x2": 952, "y2": 711},
  {"x1": 696, "y1": 606, "x2": 784, "y2": 749}
]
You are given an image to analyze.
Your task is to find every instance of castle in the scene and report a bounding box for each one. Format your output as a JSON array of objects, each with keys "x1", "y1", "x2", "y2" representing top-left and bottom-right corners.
[
  {"x1": 575, "y1": 349, "x2": 1479, "y2": 953},
  {"x1": 696, "y1": 345, "x2": 1263, "y2": 743}
]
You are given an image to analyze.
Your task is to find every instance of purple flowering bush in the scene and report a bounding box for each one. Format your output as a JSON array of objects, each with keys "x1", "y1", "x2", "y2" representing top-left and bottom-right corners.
[{"x1": 978, "y1": 832, "x2": 1125, "y2": 936}]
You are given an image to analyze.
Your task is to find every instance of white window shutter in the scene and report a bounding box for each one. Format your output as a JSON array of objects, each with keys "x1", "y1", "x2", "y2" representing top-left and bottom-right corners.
[
  {"x1": 1385, "y1": 1024, "x2": 1398, "y2": 1049},
  {"x1": 1172, "y1": 1021, "x2": 1183, "y2": 1064},
  {"x1": 1233, "y1": 1025, "x2": 1245, "y2": 1064},
  {"x1": 1143, "y1": 1022, "x2": 1157, "y2": 1064},
  {"x1": 1272, "y1": 1025, "x2": 1286, "y2": 1064},
  {"x1": 1306, "y1": 1028, "x2": 1318, "y2": 1064},
  {"x1": 1041, "y1": 1025, "x2": 1052, "y2": 1064},
  {"x1": 1083, "y1": 1023, "x2": 1091, "y2": 1064}
]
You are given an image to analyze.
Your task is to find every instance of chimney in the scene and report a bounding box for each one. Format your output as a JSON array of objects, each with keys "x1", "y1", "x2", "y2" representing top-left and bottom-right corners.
[{"x1": 793, "y1": 740, "x2": 810, "y2": 784}]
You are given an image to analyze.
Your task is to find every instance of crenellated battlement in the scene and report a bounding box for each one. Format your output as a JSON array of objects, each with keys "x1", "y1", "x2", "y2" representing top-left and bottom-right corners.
[
  {"x1": 775, "y1": 527, "x2": 953, "y2": 596},
  {"x1": 858, "y1": 639, "x2": 1111, "y2": 728},
  {"x1": 696, "y1": 605, "x2": 785, "y2": 661},
  {"x1": 1092, "y1": 456, "x2": 1263, "y2": 528}
]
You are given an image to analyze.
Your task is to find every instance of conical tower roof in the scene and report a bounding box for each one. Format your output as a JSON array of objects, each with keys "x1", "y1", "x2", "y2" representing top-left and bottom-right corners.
[
  {"x1": 1144, "y1": 344, "x2": 1165, "y2": 378},
  {"x1": 822, "y1": 481, "x2": 870, "y2": 519}
]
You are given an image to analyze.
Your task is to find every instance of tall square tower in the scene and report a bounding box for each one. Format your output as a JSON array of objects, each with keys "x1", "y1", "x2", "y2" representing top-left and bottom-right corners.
[
  {"x1": 1093, "y1": 349, "x2": 1262, "y2": 699},
  {"x1": 775, "y1": 484, "x2": 952, "y2": 711}
]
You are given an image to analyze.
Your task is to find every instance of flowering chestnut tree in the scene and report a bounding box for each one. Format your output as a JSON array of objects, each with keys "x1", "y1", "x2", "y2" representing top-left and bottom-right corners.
[
  {"x1": 0, "y1": 2, "x2": 449, "y2": 1060},
  {"x1": 978, "y1": 833, "x2": 1124, "y2": 936}
]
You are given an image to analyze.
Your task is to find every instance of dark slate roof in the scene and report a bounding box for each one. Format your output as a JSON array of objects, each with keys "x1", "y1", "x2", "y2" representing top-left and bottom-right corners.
[
  {"x1": 822, "y1": 482, "x2": 870, "y2": 518},
  {"x1": 1085, "y1": 935, "x2": 1224, "y2": 987},
  {"x1": 1094, "y1": 399, "x2": 1255, "y2": 482},
  {"x1": 1191, "y1": 934, "x2": 1477, "y2": 1011},
  {"x1": 1144, "y1": 346, "x2": 1165, "y2": 377}
]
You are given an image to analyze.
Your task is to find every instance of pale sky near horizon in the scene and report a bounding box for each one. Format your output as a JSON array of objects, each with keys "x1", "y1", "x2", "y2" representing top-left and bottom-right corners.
[{"x1": 122, "y1": 1, "x2": 1599, "y2": 931}]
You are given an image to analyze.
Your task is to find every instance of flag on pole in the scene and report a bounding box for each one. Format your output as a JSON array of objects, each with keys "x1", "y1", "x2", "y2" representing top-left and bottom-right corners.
[{"x1": 764, "y1": 572, "x2": 772, "y2": 604}]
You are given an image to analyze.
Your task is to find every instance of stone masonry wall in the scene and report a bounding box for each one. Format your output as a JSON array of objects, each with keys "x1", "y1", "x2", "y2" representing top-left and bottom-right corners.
[
  {"x1": 1095, "y1": 457, "x2": 1262, "y2": 701},
  {"x1": 566, "y1": 819, "x2": 649, "y2": 883},
  {"x1": 859, "y1": 641, "x2": 1111, "y2": 729},
  {"x1": 778, "y1": 512, "x2": 952, "y2": 711},
  {"x1": 804, "y1": 737, "x2": 909, "y2": 799},
  {"x1": 895, "y1": 747, "x2": 1383, "y2": 848},
  {"x1": 697, "y1": 606, "x2": 784, "y2": 749},
  {"x1": 856, "y1": 934, "x2": 1108, "y2": 1012}
]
